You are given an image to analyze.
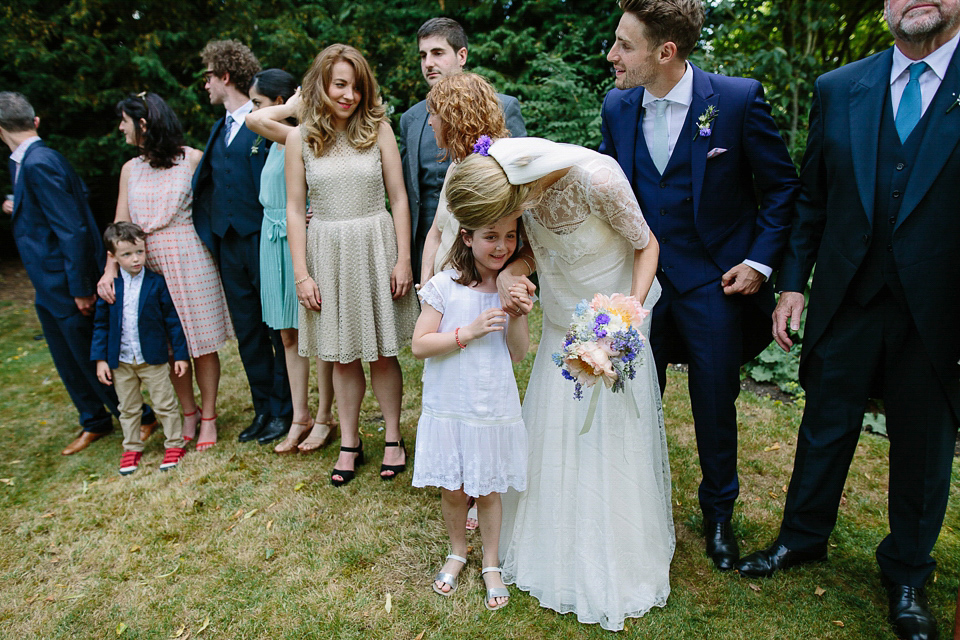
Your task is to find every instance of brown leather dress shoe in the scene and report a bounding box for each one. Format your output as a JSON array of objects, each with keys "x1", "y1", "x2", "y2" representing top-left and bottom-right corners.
[
  {"x1": 140, "y1": 419, "x2": 157, "y2": 443},
  {"x1": 62, "y1": 431, "x2": 107, "y2": 455}
]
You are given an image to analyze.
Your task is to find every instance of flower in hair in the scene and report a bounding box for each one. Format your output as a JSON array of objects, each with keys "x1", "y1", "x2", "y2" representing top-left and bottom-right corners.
[{"x1": 472, "y1": 135, "x2": 493, "y2": 156}]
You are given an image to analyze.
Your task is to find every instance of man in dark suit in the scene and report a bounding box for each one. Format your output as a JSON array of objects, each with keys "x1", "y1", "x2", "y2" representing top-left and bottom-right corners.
[
  {"x1": 0, "y1": 91, "x2": 155, "y2": 455},
  {"x1": 399, "y1": 17, "x2": 526, "y2": 283},
  {"x1": 738, "y1": 1, "x2": 960, "y2": 637},
  {"x1": 192, "y1": 40, "x2": 292, "y2": 445},
  {"x1": 599, "y1": 0, "x2": 799, "y2": 571}
]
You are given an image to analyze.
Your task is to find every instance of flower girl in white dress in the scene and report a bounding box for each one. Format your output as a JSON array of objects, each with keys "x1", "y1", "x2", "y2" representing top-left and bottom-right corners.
[{"x1": 411, "y1": 213, "x2": 532, "y2": 611}]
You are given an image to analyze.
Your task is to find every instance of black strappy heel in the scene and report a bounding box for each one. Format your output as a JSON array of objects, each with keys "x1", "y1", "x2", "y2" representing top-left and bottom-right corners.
[
  {"x1": 330, "y1": 441, "x2": 365, "y2": 487},
  {"x1": 380, "y1": 438, "x2": 407, "y2": 480}
]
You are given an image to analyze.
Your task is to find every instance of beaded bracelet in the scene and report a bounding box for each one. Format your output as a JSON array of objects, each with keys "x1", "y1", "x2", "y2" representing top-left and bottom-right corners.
[
  {"x1": 294, "y1": 276, "x2": 309, "y2": 286},
  {"x1": 454, "y1": 327, "x2": 466, "y2": 349}
]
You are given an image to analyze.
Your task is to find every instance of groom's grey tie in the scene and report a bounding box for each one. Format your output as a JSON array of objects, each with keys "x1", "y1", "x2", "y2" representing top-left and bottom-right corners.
[
  {"x1": 652, "y1": 99, "x2": 669, "y2": 174},
  {"x1": 895, "y1": 62, "x2": 928, "y2": 143}
]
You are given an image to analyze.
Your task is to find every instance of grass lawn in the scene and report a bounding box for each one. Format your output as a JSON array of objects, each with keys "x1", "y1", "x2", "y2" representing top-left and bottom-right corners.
[{"x1": 0, "y1": 293, "x2": 957, "y2": 639}]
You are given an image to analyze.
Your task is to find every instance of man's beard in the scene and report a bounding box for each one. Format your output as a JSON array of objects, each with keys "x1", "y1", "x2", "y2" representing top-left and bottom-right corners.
[{"x1": 887, "y1": 0, "x2": 958, "y2": 43}]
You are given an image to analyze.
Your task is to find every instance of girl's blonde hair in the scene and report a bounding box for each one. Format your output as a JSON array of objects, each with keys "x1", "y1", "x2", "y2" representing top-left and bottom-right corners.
[
  {"x1": 426, "y1": 73, "x2": 509, "y2": 163},
  {"x1": 446, "y1": 217, "x2": 524, "y2": 287},
  {"x1": 299, "y1": 44, "x2": 385, "y2": 156},
  {"x1": 445, "y1": 153, "x2": 537, "y2": 231}
]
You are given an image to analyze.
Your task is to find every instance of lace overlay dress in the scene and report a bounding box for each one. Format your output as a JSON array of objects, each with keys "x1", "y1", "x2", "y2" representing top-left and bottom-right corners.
[
  {"x1": 298, "y1": 130, "x2": 418, "y2": 362},
  {"x1": 499, "y1": 154, "x2": 675, "y2": 632},
  {"x1": 411, "y1": 271, "x2": 527, "y2": 497},
  {"x1": 127, "y1": 150, "x2": 234, "y2": 356}
]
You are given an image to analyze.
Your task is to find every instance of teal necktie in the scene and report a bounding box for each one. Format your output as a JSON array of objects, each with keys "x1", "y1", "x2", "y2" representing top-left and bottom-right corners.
[{"x1": 895, "y1": 62, "x2": 928, "y2": 143}]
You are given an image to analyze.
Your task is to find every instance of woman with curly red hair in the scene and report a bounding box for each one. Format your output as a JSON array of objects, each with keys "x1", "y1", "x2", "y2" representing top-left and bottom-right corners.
[{"x1": 418, "y1": 73, "x2": 511, "y2": 285}]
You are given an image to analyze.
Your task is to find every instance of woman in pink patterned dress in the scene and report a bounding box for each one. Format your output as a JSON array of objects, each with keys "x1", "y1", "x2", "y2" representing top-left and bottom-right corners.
[{"x1": 97, "y1": 92, "x2": 234, "y2": 451}]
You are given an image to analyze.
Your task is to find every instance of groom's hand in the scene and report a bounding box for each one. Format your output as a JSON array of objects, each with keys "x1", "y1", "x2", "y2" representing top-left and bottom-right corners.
[
  {"x1": 721, "y1": 263, "x2": 763, "y2": 295},
  {"x1": 773, "y1": 291, "x2": 805, "y2": 352}
]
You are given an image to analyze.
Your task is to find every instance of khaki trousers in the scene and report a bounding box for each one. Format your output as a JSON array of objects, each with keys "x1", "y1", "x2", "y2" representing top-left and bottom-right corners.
[{"x1": 114, "y1": 362, "x2": 183, "y2": 451}]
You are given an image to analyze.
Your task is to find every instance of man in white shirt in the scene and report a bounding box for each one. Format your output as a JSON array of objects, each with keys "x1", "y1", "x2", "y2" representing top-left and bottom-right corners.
[
  {"x1": 599, "y1": 0, "x2": 799, "y2": 574},
  {"x1": 739, "y1": 1, "x2": 960, "y2": 637},
  {"x1": 191, "y1": 40, "x2": 292, "y2": 447},
  {"x1": 1, "y1": 91, "x2": 158, "y2": 455}
]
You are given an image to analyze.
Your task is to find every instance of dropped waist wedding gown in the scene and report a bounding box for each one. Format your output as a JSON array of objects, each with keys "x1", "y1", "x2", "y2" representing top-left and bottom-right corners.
[{"x1": 499, "y1": 153, "x2": 675, "y2": 632}]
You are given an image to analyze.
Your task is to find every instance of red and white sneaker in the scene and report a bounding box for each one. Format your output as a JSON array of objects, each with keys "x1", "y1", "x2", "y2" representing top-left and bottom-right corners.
[
  {"x1": 119, "y1": 451, "x2": 142, "y2": 476},
  {"x1": 159, "y1": 447, "x2": 186, "y2": 471}
]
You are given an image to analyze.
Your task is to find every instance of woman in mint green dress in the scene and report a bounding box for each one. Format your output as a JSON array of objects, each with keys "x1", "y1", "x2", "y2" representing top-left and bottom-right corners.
[{"x1": 247, "y1": 70, "x2": 337, "y2": 454}]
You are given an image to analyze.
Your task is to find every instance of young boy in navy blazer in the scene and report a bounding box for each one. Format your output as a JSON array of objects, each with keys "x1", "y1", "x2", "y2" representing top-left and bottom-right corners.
[{"x1": 91, "y1": 222, "x2": 189, "y2": 475}]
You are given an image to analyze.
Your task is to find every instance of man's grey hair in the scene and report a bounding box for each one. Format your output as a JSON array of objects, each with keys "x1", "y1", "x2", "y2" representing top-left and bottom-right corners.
[{"x1": 0, "y1": 92, "x2": 36, "y2": 132}]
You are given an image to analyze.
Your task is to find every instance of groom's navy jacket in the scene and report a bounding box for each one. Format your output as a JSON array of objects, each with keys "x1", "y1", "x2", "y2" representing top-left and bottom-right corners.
[
  {"x1": 599, "y1": 63, "x2": 798, "y2": 523},
  {"x1": 600, "y1": 63, "x2": 799, "y2": 365}
]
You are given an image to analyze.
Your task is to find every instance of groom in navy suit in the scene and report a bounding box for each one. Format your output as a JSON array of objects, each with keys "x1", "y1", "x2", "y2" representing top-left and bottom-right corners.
[
  {"x1": 1, "y1": 91, "x2": 155, "y2": 454},
  {"x1": 599, "y1": 0, "x2": 798, "y2": 571},
  {"x1": 739, "y1": 1, "x2": 960, "y2": 636}
]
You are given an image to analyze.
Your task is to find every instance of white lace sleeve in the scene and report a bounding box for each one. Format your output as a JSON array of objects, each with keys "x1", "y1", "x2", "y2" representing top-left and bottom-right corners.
[
  {"x1": 588, "y1": 160, "x2": 651, "y2": 250},
  {"x1": 417, "y1": 273, "x2": 446, "y2": 313}
]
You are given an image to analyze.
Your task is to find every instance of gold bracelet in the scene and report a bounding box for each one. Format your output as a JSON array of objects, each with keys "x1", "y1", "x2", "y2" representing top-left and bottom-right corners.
[
  {"x1": 294, "y1": 276, "x2": 309, "y2": 286},
  {"x1": 519, "y1": 256, "x2": 534, "y2": 275}
]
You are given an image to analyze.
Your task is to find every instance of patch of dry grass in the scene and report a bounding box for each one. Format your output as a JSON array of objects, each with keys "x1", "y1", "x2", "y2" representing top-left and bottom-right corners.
[{"x1": 0, "y1": 297, "x2": 957, "y2": 639}]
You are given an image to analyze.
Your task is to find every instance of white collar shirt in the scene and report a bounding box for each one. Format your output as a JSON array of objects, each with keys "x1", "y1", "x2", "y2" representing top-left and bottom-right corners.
[
  {"x1": 118, "y1": 268, "x2": 146, "y2": 365},
  {"x1": 890, "y1": 28, "x2": 960, "y2": 118},
  {"x1": 9, "y1": 136, "x2": 41, "y2": 185},
  {"x1": 641, "y1": 62, "x2": 694, "y2": 161},
  {"x1": 224, "y1": 101, "x2": 254, "y2": 146}
]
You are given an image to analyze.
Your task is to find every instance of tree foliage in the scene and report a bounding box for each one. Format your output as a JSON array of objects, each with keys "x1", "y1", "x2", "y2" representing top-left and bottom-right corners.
[
  {"x1": 1, "y1": 0, "x2": 620, "y2": 223},
  {"x1": 698, "y1": 0, "x2": 889, "y2": 155}
]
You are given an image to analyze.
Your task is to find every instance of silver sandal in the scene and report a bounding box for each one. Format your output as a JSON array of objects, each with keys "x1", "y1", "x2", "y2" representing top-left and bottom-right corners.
[
  {"x1": 432, "y1": 554, "x2": 467, "y2": 596},
  {"x1": 481, "y1": 566, "x2": 510, "y2": 611}
]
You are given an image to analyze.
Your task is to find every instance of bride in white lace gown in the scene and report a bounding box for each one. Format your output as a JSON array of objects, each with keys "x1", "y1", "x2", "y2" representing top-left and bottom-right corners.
[{"x1": 446, "y1": 137, "x2": 675, "y2": 632}]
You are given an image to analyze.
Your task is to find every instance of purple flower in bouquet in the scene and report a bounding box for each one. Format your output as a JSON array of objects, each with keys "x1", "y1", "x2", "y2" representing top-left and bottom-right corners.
[{"x1": 552, "y1": 293, "x2": 648, "y2": 400}]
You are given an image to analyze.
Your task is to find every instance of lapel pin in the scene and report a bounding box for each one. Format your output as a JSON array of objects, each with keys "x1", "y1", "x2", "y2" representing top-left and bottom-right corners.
[{"x1": 946, "y1": 93, "x2": 960, "y2": 114}]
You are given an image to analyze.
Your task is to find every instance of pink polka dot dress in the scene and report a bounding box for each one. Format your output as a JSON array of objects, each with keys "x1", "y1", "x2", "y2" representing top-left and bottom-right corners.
[{"x1": 127, "y1": 149, "x2": 234, "y2": 356}]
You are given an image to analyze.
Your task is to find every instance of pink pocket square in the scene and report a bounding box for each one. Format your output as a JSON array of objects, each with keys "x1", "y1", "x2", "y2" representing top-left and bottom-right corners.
[{"x1": 707, "y1": 148, "x2": 728, "y2": 159}]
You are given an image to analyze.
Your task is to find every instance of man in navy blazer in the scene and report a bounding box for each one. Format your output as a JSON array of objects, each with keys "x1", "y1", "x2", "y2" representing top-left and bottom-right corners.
[
  {"x1": 192, "y1": 40, "x2": 292, "y2": 445},
  {"x1": 399, "y1": 17, "x2": 526, "y2": 283},
  {"x1": 739, "y1": 1, "x2": 960, "y2": 636},
  {"x1": 599, "y1": 0, "x2": 798, "y2": 571},
  {"x1": 0, "y1": 91, "x2": 155, "y2": 454}
]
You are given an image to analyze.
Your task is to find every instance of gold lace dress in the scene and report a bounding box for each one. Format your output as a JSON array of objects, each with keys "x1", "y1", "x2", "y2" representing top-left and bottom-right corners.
[{"x1": 298, "y1": 129, "x2": 418, "y2": 362}]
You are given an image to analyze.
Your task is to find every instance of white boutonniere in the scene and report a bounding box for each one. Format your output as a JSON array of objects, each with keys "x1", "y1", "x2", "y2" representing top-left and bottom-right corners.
[
  {"x1": 946, "y1": 93, "x2": 960, "y2": 114},
  {"x1": 694, "y1": 105, "x2": 719, "y2": 140},
  {"x1": 250, "y1": 135, "x2": 264, "y2": 156}
]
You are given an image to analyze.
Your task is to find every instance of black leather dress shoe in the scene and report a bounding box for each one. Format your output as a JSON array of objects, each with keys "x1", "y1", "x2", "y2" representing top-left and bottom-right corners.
[
  {"x1": 705, "y1": 521, "x2": 739, "y2": 571},
  {"x1": 736, "y1": 542, "x2": 827, "y2": 577},
  {"x1": 238, "y1": 414, "x2": 270, "y2": 443},
  {"x1": 257, "y1": 416, "x2": 292, "y2": 445},
  {"x1": 882, "y1": 576, "x2": 939, "y2": 640}
]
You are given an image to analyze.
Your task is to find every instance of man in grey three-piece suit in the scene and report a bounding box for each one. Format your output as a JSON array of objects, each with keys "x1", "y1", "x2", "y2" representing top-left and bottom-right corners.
[{"x1": 399, "y1": 17, "x2": 526, "y2": 283}]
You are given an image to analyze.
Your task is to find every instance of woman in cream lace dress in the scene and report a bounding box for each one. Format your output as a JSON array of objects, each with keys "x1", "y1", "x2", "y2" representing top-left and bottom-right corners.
[{"x1": 447, "y1": 137, "x2": 675, "y2": 631}]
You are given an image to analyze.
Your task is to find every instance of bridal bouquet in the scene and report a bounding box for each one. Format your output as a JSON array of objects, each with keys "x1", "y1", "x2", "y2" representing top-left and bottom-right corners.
[{"x1": 552, "y1": 293, "x2": 648, "y2": 401}]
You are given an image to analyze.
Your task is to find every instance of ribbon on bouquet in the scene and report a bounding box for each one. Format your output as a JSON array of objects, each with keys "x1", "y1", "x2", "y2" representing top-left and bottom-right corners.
[{"x1": 579, "y1": 384, "x2": 642, "y2": 435}]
